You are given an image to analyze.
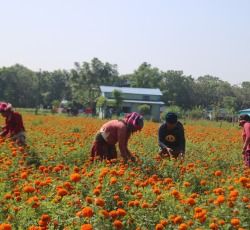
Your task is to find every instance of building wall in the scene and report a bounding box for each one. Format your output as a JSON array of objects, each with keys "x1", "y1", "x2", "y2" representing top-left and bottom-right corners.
[
  {"x1": 101, "y1": 90, "x2": 162, "y2": 121},
  {"x1": 131, "y1": 103, "x2": 160, "y2": 121},
  {"x1": 99, "y1": 102, "x2": 161, "y2": 121},
  {"x1": 104, "y1": 92, "x2": 158, "y2": 101}
]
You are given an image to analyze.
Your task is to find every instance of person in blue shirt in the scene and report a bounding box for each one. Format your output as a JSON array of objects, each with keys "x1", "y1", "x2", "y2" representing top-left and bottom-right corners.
[{"x1": 158, "y1": 111, "x2": 185, "y2": 159}]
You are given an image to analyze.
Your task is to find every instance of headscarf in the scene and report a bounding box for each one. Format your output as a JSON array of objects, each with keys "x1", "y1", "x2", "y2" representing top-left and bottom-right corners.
[
  {"x1": 0, "y1": 103, "x2": 12, "y2": 116},
  {"x1": 123, "y1": 112, "x2": 144, "y2": 131},
  {"x1": 239, "y1": 114, "x2": 250, "y2": 123}
]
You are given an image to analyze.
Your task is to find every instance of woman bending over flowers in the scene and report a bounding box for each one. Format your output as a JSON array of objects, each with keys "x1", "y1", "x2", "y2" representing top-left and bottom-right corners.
[{"x1": 90, "y1": 112, "x2": 143, "y2": 162}]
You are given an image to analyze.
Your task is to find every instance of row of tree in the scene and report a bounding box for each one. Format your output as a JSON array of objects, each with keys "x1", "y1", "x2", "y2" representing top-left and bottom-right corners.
[{"x1": 0, "y1": 58, "x2": 250, "y2": 112}]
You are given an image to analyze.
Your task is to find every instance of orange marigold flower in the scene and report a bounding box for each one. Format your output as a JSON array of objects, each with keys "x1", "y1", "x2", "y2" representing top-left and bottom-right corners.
[
  {"x1": 109, "y1": 211, "x2": 118, "y2": 219},
  {"x1": 134, "y1": 201, "x2": 140, "y2": 206},
  {"x1": 186, "y1": 198, "x2": 196, "y2": 207},
  {"x1": 114, "y1": 195, "x2": 119, "y2": 200},
  {"x1": 117, "y1": 201, "x2": 123, "y2": 206},
  {"x1": 117, "y1": 208, "x2": 126, "y2": 217},
  {"x1": 82, "y1": 207, "x2": 94, "y2": 218},
  {"x1": 5, "y1": 194, "x2": 12, "y2": 200},
  {"x1": 64, "y1": 182, "x2": 71, "y2": 189},
  {"x1": 194, "y1": 207, "x2": 202, "y2": 213},
  {"x1": 242, "y1": 197, "x2": 249, "y2": 202},
  {"x1": 73, "y1": 167, "x2": 80, "y2": 173},
  {"x1": 24, "y1": 186, "x2": 35, "y2": 193},
  {"x1": 0, "y1": 223, "x2": 12, "y2": 230},
  {"x1": 21, "y1": 172, "x2": 27, "y2": 179},
  {"x1": 155, "y1": 224, "x2": 163, "y2": 230},
  {"x1": 230, "y1": 219, "x2": 239, "y2": 226},
  {"x1": 179, "y1": 223, "x2": 187, "y2": 230},
  {"x1": 141, "y1": 203, "x2": 148, "y2": 208},
  {"x1": 128, "y1": 201, "x2": 134, "y2": 207},
  {"x1": 210, "y1": 223, "x2": 218, "y2": 230},
  {"x1": 165, "y1": 178, "x2": 172, "y2": 183},
  {"x1": 99, "y1": 210, "x2": 108, "y2": 218},
  {"x1": 53, "y1": 221, "x2": 59, "y2": 227},
  {"x1": 200, "y1": 180, "x2": 207, "y2": 185},
  {"x1": 93, "y1": 189, "x2": 101, "y2": 197},
  {"x1": 228, "y1": 201, "x2": 235, "y2": 208},
  {"x1": 94, "y1": 198, "x2": 105, "y2": 207},
  {"x1": 41, "y1": 214, "x2": 51, "y2": 224},
  {"x1": 230, "y1": 191, "x2": 239, "y2": 197},
  {"x1": 96, "y1": 185, "x2": 102, "y2": 189},
  {"x1": 218, "y1": 220, "x2": 225, "y2": 225},
  {"x1": 217, "y1": 195, "x2": 226, "y2": 204},
  {"x1": 85, "y1": 197, "x2": 93, "y2": 204},
  {"x1": 174, "y1": 216, "x2": 183, "y2": 224},
  {"x1": 113, "y1": 220, "x2": 123, "y2": 229},
  {"x1": 161, "y1": 220, "x2": 168, "y2": 226},
  {"x1": 80, "y1": 224, "x2": 93, "y2": 230},
  {"x1": 70, "y1": 173, "x2": 81, "y2": 183},
  {"x1": 215, "y1": 171, "x2": 222, "y2": 176},
  {"x1": 110, "y1": 177, "x2": 117, "y2": 184},
  {"x1": 171, "y1": 190, "x2": 179, "y2": 196},
  {"x1": 57, "y1": 189, "x2": 68, "y2": 197}
]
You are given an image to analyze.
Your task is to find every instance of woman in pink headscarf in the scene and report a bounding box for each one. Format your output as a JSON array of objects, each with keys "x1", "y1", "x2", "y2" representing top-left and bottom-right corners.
[
  {"x1": 90, "y1": 112, "x2": 144, "y2": 162},
  {"x1": 0, "y1": 103, "x2": 26, "y2": 147}
]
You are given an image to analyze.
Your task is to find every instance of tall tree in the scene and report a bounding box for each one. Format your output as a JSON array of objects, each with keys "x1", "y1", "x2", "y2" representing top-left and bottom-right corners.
[
  {"x1": 131, "y1": 62, "x2": 162, "y2": 88},
  {"x1": 70, "y1": 58, "x2": 118, "y2": 109},
  {"x1": 160, "y1": 71, "x2": 194, "y2": 109},
  {"x1": 111, "y1": 89, "x2": 124, "y2": 116}
]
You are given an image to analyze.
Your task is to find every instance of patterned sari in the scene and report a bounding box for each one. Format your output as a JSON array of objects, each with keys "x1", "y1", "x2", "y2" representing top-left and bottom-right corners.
[{"x1": 90, "y1": 130, "x2": 117, "y2": 160}]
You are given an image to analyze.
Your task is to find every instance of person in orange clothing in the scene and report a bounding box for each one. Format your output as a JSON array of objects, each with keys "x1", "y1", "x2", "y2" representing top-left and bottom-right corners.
[
  {"x1": 238, "y1": 114, "x2": 250, "y2": 167},
  {"x1": 0, "y1": 103, "x2": 26, "y2": 147},
  {"x1": 91, "y1": 112, "x2": 143, "y2": 161}
]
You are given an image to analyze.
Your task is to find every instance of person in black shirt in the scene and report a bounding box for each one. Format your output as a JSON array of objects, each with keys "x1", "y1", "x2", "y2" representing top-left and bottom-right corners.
[{"x1": 158, "y1": 111, "x2": 185, "y2": 159}]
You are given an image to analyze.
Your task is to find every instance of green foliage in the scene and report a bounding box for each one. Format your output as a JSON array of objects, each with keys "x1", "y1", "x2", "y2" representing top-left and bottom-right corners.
[
  {"x1": 160, "y1": 105, "x2": 181, "y2": 121},
  {"x1": 130, "y1": 62, "x2": 162, "y2": 88},
  {"x1": 96, "y1": 96, "x2": 109, "y2": 109},
  {"x1": 138, "y1": 104, "x2": 151, "y2": 115},
  {"x1": 1, "y1": 61, "x2": 250, "y2": 113},
  {"x1": 71, "y1": 126, "x2": 81, "y2": 133},
  {"x1": 223, "y1": 96, "x2": 238, "y2": 113},
  {"x1": 111, "y1": 89, "x2": 124, "y2": 116},
  {"x1": 97, "y1": 96, "x2": 110, "y2": 119},
  {"x1": 51, "y1": 100, "x2": 60, "y2": 108},
  {"x1": 31, "y1": 119, "x2": 44, "y2": 126},
  {"x1": 189, "y1": 106, "x2": 204, "y2": 119}
]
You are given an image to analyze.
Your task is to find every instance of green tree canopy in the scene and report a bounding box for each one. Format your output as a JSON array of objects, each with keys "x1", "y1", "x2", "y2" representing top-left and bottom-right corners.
[{"x1": 111, "y1": 89, "x2": 124, "y2": 116}]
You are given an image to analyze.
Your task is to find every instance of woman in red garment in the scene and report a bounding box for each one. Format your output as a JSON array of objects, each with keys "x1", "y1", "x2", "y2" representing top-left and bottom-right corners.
[
  {"x1": 238, "y1": 114, "x2": 250, "y2": 168},
  {"x1": 0, "y1": 103, "x2": 26, "y2": 147},
  {"x1": 91, "y1": 112, "x2": 143, "y2": 162}
]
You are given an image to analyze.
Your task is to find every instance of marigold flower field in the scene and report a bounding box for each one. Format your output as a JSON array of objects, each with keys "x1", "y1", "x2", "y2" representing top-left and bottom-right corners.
[{"x1": 0, "y1": 115, "x2": 250, "y2": 230}]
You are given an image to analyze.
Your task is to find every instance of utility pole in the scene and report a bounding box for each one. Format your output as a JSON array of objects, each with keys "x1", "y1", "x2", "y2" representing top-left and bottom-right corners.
[{"x1": 35, "y1": 69, "x2": 41, "y2": 115}]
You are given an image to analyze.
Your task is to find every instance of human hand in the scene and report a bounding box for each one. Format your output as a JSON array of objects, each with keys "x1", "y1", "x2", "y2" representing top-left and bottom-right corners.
[
  {"x1": 7, "y1": 133, "x2": 14, "y2": 138},
  {"x1": 242, "y1": 149, "x2": 246, "y2": 155},
  {"x1": 166, "y1": 147, "x2": 173, "y2": 156}
]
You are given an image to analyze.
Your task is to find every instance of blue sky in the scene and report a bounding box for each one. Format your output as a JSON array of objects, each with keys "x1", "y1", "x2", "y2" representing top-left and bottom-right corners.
[{"x1": 0, "y1": 0, "x2": 249, "y2": 85}]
